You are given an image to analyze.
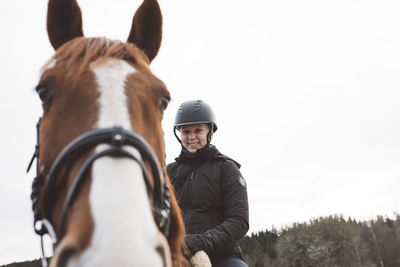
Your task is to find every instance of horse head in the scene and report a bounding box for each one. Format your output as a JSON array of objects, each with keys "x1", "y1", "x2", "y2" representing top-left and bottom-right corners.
[{"x1": 29, "y1": 0, "x2": 188, "y2": 266}]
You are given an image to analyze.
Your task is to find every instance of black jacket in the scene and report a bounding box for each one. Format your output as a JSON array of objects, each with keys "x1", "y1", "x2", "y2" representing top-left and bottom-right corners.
[{"x1": 166, "y1": 145, "x2": 249, "y2": 263}]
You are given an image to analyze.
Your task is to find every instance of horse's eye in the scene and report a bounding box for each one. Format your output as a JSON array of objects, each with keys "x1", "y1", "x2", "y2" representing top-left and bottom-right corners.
[
  {"x1": 36, "y1": 85, "x2": 53, "y2": 105},
  {"x1": 160, "y1": 95, "x2": 170, "y2": 112}
]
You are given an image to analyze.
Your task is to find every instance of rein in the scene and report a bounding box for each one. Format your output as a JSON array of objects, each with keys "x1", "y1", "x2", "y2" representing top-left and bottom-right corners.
[{"x1": 27, "y1": 118, "x2": 171, "y2": 267}]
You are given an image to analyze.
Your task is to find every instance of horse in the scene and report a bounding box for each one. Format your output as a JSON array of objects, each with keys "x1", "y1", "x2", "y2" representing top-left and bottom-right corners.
[{"x1": 26, "y1": 0, "x2": 189, "y2": 266}]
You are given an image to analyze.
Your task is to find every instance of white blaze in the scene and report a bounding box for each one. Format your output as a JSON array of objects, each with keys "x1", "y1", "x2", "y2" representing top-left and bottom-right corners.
[{"x1": 67, "y1": 59, "x2": 163, "y2": 267}]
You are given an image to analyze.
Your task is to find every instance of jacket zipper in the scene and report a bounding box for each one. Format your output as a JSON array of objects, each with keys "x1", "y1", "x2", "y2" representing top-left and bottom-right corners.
[
  {"x1": 188, "y1": 165, "x2": 196, "y2": 203},
  {"x1": 190, "y1": 165, "x2": 196, "y2": 180},
  {"x1": 184, "y1": 165, "x2": 196, "y2": 223}
]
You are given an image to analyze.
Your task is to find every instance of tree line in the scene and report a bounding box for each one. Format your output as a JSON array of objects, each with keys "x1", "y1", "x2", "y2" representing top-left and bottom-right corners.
[
  {"x1": 3, "y1": 214, "x2": 399, "y2": 267},
  {"x1": 239, "y1": 214, "x2": 400, "y2": 267}
]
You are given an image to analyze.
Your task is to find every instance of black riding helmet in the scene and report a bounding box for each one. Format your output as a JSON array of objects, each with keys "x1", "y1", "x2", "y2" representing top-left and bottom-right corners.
[{"x1": 173, "y1": 100, "x2": 217, "y2": 145}]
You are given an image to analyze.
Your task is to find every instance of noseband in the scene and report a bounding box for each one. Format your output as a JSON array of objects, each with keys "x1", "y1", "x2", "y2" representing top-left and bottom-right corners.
[{"x1": 27, "y1": 118, "x2": 171, "y2": 266}]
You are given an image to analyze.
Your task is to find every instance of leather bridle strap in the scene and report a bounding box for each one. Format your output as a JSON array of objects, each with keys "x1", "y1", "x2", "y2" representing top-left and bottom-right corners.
[
  {"x1": 57, "y1": 146, "x2": 154, "y2": 237},
  {"x1": 44, "y1": 126, "x2": 164, "y2": 209},
  {"x1": 28, "y1": 121, "x2": 171, "y2": 249}
]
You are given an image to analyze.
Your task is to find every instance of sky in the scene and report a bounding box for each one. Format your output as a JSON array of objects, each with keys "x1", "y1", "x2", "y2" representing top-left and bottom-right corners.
[{"x1": 1, "y1": 0, "x2": 400, "y2": 264}]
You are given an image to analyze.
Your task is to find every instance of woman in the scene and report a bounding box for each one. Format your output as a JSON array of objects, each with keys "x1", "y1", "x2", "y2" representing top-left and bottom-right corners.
[{"x1": 167, "y1": 100, "x2": 249, "y2": 267}]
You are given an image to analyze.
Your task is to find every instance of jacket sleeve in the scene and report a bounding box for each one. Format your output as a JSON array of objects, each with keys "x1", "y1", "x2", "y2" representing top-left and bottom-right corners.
[{"x1": 185, "y1": 160, "x2": 249, "y2": 255}]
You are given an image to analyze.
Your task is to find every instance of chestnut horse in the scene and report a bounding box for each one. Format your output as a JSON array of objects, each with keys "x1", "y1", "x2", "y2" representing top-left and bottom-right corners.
[{"x1": 27, "y1": 0, "x2": 188, "y2": 266}]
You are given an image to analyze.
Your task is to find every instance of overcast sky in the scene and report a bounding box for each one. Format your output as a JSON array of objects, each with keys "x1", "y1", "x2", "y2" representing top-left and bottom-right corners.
[{"x1": 1, "y1": 0, "x2": 399, "y2": 264}]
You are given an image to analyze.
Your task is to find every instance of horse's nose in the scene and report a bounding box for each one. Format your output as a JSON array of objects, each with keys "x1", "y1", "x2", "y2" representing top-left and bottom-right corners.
[{"x1": 50, "y1": 232, "x2": 171, "y2": 267}]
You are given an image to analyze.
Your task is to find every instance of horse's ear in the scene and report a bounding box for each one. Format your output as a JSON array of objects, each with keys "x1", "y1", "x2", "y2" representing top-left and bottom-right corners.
[
  {"x1": 47, "y1": 0, "x2": 84, "y2": 50},
  {"x1": 127, "y1": 0, "x2": 162, "y2": 62}
]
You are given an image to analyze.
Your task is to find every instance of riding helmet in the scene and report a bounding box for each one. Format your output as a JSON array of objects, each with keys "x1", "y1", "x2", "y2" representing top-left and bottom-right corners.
[{"x1": 174, "y1": 100, "x2": 217, "y2": 132}]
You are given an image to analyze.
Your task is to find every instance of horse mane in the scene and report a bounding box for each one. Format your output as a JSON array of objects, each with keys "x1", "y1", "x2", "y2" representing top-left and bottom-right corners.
[{"x1": 42, "y1": 37, "x2": 150, "y2": 80}]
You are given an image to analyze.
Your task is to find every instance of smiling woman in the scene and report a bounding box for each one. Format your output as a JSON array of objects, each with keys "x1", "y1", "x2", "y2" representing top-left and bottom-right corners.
[{"x1": 167, "y1": 100, "x2": 249, "y2": 267}]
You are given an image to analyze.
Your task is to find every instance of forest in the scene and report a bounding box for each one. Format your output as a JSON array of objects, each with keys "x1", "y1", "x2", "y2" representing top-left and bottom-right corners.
[
  {"x1": 239, "y1": 214, "x2": 400, "y2": 267},
  {"x1": 3, "y1": 214, "x2": 399, "y2": 267}
]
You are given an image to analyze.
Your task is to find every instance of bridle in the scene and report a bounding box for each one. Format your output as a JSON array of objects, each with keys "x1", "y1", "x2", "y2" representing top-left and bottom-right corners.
[{"x1": 27, "y1": 118, "x2": 171, "y2": 267}]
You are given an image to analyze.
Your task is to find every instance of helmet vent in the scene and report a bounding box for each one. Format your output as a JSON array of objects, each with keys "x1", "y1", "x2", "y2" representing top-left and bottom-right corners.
[
  {"x1": 178, "y1": 104, "x2": 184, "y2": 114},
  {"x1": 194, "y1": 100, "x2": 202, "y2": 112}
]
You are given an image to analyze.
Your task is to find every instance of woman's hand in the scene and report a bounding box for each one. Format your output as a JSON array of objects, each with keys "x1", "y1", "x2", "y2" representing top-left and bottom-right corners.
[{"x1": 190, "y1": 250, "x2": 211, "y2": 267}]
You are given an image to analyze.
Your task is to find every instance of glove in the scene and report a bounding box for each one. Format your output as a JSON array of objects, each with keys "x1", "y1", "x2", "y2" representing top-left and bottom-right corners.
[{"x1": 190, "y1": 250, "x2": 211, "y2": 267}]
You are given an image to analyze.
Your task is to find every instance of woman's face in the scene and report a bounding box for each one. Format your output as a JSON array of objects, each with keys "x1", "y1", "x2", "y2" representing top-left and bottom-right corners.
[{"x1": 180, "y1": 123, "x2": 212, "y2": 153}]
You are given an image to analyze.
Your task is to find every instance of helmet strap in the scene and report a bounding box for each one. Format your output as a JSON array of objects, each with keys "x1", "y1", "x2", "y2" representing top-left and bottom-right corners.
[
  {"x1": 206, "y1": 123, "x2": 213, "y2": 145},
  {"x1": 173, "y1": 127, "x2": 182, "y2": 144}
]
